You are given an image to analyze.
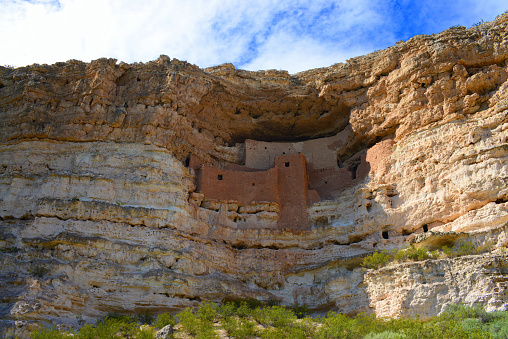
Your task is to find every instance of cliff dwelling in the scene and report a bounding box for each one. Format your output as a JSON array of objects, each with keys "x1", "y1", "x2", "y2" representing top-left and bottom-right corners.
[
  {"x1": 3, "y1": 13, "x2": 508, "y2": 335},
  {"x1": 189, "y1": 133, "x2": 371, "y2": 230}
]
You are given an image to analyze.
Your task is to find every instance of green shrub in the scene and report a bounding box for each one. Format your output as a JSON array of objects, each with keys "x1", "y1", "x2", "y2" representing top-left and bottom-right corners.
[
  {"x1": 260, "y1": 321, "x2": 312, "y2": 339},
  {"x1": 254, "y1": 305, "x2": 296, "y2": 328},
  {"x1": 362, "y1": 242, "x2": 493, "y2": 271},
  {"x1": 441, "y1": 242, "x2": 492, "y2": 258},
  {"x1": 197, "y1": 301, "x2": 218, "y2": 323},
  {"x1": 154, "y1": 312, "x2": 176, "y2": 329},
  {"x1": 30, "y1": 328, "x2": 70, "y2": 339},
  {"x1": 349, "y1": 313, "x2": 381, "y2": 337},
  {"x1": 442, "y1": 303, "x2": 490, "y2": 321},
  {"x1": 136, "y1": 325, "x2": 156, "y2": 339},
  {"x1": 430, "y1": 249, "x2": 440, "y2": 258},
  {"x1": 223, "y1": 316, "x2": 258, "y2": 338},
  {"x1": 27, "y1": 301, "x2": 508, "y2": 339},
  {"x1": 267, "y1": 298, "x2": 282, "y2": 306},
  {"x1": 485, "y1": 312, "x2": 508, "y2": 338},
  {"x1": 362, "y1": 251, "x2": 393, "y2": 269},
  {"x1": 315, "y1": 312, "x2": 353, "y2": 338},
  {"x1": 436, "y1": 304, "x2": 508, "y2": 338},
  {"x1": 291, "y1": 303, "x2": 310, "y2": 319},
  {"x1": 218, "y1": 302, "x2": 237, "y2": 318},
  {"x1": 136, "y1": 311, "x2": 155, "y2": 325},
  {"x1": 234, "y1": 302, "x2": 258, "y2": 319},
  {"x1": 364, "y1": 330, "x2": 408, "y2": 339},
  {"x1": 177, "y1": 307, "x2": 200, "y2": 337},
  {"x1": 177, "y1": 303, "x2": 218, "y2": 339},
  {"x1": 223, "y1": 297, "x2": 264, "y2": 309},
  {"x1": 442, "y1": 245, "x2": 454, "y2": 257},
  {"x1": 462, "y1": 318, "x2": 482, "y2": 332},
  {"x1": 76, "y1": 316, "x2": 139, "y2": 339},
  {"x1": 394, "y1": 247, "x2": 431, "y2": 262}
]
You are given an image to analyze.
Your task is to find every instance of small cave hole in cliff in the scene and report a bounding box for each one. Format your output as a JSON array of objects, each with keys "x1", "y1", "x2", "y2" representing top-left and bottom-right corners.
[
  {"x1": 232, "y1": 243, "x2": 248, "y2": 250},
  {"x1": 382, "y1": 231, "x2": 389, "y2": 239},
  {"x1": 495, "y1": 197, "x2": 508, "y2": 204},
  {"x1": 349, "y1": 163, "x2": 360, "y2": 180},
  {"x1": 423, "y1": 224, "x2": 429, "y2": 233}
]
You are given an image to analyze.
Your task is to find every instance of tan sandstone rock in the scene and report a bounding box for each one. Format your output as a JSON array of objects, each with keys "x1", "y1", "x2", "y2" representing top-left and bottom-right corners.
[{"x1": 1, "y1": 12, "x2": 508, "y2": 335}]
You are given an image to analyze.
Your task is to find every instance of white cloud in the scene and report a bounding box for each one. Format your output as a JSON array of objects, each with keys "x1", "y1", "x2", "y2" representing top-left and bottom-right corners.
[
  {"x1": 0, "y1": 0, "x2": 506, "y2": 73},
  {"x1": 243, "y1": 32, "x2": 363, "y2": 73}
]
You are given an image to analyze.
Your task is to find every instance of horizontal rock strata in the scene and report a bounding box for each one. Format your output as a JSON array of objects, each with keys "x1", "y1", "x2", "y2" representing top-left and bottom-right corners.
[{"x1": 1, "y1": 12, "x2": 508, "y2": 335}]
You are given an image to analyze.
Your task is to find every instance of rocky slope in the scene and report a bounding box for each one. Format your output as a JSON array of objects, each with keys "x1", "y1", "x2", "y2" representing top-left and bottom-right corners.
[{"x1": 1, "y1": 12, "x2": 508, "y2": 336}]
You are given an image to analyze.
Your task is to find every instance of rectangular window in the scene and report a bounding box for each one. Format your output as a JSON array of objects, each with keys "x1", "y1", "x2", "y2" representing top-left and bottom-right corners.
[{"x1": 218, "y1": 174, "x2": 223, "y2": 180}]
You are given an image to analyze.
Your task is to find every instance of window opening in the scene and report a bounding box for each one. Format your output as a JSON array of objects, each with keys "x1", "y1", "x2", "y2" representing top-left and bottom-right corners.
[{"x1": 351, "y1": 163, "x2": 360, "y2": 180}]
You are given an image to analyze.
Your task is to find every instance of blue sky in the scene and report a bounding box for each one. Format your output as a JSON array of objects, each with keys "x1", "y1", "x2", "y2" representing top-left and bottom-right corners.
[{"x1": 0, "y1": 0, "x2": 506, "y2": 73}]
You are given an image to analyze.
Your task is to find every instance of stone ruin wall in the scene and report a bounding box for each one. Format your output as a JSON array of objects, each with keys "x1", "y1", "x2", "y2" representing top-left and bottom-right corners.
[
  {"x1": 245, "y1": 135, "x2": 372, "y2": 200},
  {"x1": 245, "y1": 134, "x2": 343, "y2": 170},
  {"x1": 195, "y1": 153, "x2": 315, "y2": 229},
  {"x1": 190, "y1": 134, "x2": 393, "y2": 230},
  {"x1": 197, "y1": 166, "x2": 278, "y2": 205},
  {"x1": 273, "y1": 154, "x2": 311, "y2": 229}
]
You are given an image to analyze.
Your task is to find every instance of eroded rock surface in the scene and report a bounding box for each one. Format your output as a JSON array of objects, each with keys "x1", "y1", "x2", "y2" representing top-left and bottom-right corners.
[
  {"x1": 1, "y1": 12, "x2": 508, "y2": 334},
  {"x1": 365, "y1": 251, "x2": 508, "y2": 319}
]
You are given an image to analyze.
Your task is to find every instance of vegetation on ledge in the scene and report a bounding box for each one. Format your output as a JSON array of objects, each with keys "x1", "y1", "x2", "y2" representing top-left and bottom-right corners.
[
  {"x1": 30, "y1": 302, "x2": 508, "y2": 339},
  {"x1": 361, "y1": 241, "x2": 495, "y2": 270}
]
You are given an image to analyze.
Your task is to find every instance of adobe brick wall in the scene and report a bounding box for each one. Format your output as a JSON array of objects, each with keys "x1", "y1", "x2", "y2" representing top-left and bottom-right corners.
[
  {"x1": 275, "y1": 154, "x2": 310, "y2": 229},
  {"x1": 307, "y1": 189, "x2": 321, "y2": 205},
  {"x1": 308, "y1": 167, "x2": 353, "y2": 200},
  {"x1": 195, "y1": 153, "x2": 312, "y2": 230},
  {"x1": 223, "y1": 162, "x2": 262, "y2": 172},
  {"x1": 198, "y1": 165, "x2": 279, "y2": 205},
  {"x1": 365, "y1": 139, "x2": 395, "y2": 178},
  {"x1": 245, "y1": 139, "x2": 300, "y2": 170},
  {"x1": 245, "y1": 132, "x2": 347, "y2": 170},
  {"x1": 189, "y1": 155, "x2": 205, "y2": 170}
]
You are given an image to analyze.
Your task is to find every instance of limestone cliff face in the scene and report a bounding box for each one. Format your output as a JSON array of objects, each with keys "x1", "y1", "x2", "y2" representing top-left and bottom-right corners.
[{"x1": 1, "y1": 13, "x2": 508, "y2": 335}]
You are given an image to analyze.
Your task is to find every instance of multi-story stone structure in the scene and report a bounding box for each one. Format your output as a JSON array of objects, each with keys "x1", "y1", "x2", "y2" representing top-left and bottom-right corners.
[{"x1": 190, "y1": 133, "x2": 371, "y2": 230}]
